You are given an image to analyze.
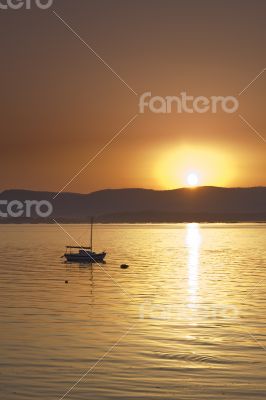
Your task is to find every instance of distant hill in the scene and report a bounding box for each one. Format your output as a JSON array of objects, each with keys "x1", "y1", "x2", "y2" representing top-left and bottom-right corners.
[{"x1": 0, "y1": 187, "x2": 266, "y2": 223}]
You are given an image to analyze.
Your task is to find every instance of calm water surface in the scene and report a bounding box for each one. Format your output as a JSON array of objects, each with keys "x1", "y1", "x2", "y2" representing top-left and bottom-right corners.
[{"x1": 0, "y1": 224, "x2": 265, "y2": 399}]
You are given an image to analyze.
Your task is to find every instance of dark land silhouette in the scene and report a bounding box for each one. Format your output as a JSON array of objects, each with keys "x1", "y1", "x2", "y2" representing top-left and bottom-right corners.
[{"x1": 1, "y1": 186, "x2": 266, "y2": 223}]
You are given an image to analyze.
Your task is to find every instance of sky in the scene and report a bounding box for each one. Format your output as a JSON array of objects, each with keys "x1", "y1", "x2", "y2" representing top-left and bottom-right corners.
[{"x1": 0, "y1": 0, "x2": 265, "y2": 193}]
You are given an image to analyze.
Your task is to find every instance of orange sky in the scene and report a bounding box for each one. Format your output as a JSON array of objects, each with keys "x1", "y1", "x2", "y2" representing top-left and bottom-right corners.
[{"x1": 1, "y1": 0, "x2": 265, "y2": 193}]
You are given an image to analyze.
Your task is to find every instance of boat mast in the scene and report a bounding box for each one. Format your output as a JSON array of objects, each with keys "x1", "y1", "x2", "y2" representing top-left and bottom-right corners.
[{"x1": 90, "y1": 217, "x2": 93, "y2": 251}]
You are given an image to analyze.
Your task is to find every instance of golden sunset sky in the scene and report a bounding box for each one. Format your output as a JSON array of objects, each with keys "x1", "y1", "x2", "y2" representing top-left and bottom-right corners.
[{"x1": 1, "y1": 0, "x2": 265, "y2": 192}]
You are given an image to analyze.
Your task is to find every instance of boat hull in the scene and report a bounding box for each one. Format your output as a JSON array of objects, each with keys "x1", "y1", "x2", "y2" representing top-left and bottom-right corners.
[{"x1": 64, "y1": 252, "x2": 106, "y2": 263}]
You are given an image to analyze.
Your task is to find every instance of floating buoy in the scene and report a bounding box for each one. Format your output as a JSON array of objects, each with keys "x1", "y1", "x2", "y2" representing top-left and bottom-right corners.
[
  {"x1": 65, "y1": 280, "x2": 69, "y2": 284},
  {"x1": 120, "y1": 264, "x2": 129, "y2": 269}
]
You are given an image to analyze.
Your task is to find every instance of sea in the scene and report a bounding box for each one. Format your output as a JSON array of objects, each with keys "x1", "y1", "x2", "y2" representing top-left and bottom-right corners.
[{"x1": 0, "y1": 223, "x2": 265, "y2": 399}]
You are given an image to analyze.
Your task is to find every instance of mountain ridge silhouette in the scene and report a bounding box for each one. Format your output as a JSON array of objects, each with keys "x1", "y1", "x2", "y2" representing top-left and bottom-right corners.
[{"x1": 1, "y1": 186, "x2": 266, "y2": 222}]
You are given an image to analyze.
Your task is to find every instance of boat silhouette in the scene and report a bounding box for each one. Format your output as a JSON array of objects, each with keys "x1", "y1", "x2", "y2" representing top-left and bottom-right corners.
[{"x1": 63, "y1": 218, "x2": 106, "y2": 263}]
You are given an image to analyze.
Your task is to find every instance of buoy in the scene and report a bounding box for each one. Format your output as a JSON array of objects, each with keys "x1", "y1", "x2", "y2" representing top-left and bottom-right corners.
[
  {"x1": 65, "y1": 280, "x2": 68, "y2": 284},
  {"x1": 120, "y1": 264, "x2": 129, "y2": 269}
]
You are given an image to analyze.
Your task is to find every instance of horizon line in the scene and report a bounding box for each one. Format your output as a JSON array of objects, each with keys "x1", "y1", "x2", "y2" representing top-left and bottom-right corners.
[{"x1": 1, "y1": 185, "x2": 266, "y2": 196}]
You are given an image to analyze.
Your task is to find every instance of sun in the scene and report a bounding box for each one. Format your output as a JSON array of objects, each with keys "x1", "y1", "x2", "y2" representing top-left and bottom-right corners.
[{"x1": 187, "y1": 173, "x2": 199, "y2": 187}]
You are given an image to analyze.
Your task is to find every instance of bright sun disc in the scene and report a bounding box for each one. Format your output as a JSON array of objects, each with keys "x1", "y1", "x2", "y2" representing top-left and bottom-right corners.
[{"x1": 187, "y1": 173, "x2": 199, "y2": 187}]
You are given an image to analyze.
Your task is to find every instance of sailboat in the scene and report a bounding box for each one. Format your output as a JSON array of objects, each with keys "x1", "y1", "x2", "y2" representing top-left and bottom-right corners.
[{"x1": 63, "y1": 218, "x2": 106, "y2": 263}]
